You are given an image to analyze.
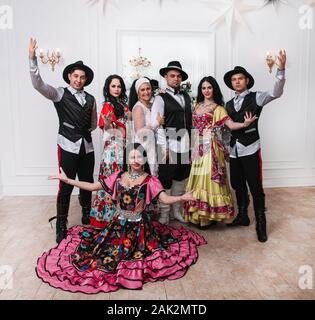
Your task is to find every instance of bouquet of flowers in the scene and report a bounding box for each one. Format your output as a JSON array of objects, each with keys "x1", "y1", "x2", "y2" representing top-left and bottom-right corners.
[{"x1": 180, "y1": 81, "x2": 192, "y2": 94}]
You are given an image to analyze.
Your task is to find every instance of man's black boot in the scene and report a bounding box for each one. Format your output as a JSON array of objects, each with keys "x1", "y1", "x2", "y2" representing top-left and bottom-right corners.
[
  {"x1": 228, "y1": 192, "x2": 250, "y2": 227},
  {"x1": 254, "y1": 197, "x2": 268, "y2": 242},
  {"x1": 56, "y1": 203, "x2": 69, "y2": 244},
  {"x1": 79, "y1": 195, "x2": 91, "y2": 225}
]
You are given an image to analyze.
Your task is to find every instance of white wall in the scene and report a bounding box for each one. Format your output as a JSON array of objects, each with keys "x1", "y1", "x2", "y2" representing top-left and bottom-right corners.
[
  {"x1": 0, "y1": 0, "x2": 314, "y2": 195},
  {"x1": 0, "y1": 161, "x2": 3, "y2": 199}
]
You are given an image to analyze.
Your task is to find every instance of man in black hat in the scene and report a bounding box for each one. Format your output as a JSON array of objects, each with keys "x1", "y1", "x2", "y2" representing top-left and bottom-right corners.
[
  {"x1": 151, "y1": 61, "x2": 192, "y2": 224},
  {"x1": 224, "y1": 50, "x2": 286, "y2": 242},
  {"x1": 28, "y1": 38, "x2": 97, "y2": 243}
]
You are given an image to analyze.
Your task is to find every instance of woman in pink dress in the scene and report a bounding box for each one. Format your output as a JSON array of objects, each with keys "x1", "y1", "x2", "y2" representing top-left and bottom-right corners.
[{"x1": 36, "y1": 143, "x2": 206, "y2": 293}]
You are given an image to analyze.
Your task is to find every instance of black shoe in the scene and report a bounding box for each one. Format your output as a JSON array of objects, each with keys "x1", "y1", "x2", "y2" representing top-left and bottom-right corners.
[
  {"x1": 227, "y1": 208, "x2": 250, "y2": 227},
  {"x1": 254, "y1": 196, "x2": 268, "y2": 242},
  {"x1": 79, "y1": 196, "x2": 91, "y2": 225},
  {"x1": 56, "y1": 215, "x2": 68, "y2": 244},
  {"x1": 51, "y1": 203, "x2": 69, "y2": 244},
  {"x1": 256, "y1": 213, "x2": 268, "y2": 242},
  {"x1": 228, "y1": 191, "x2": 250, "y2": 227},
  {"x1": 81, "y1": 212, "x2": 90, "y2": 225},
  {"x1": 256, "y1": 222, "x2": 268, "y2": 242},
  {"x1": 198, "y1": 221, "x2": 217, "y2": 230}
]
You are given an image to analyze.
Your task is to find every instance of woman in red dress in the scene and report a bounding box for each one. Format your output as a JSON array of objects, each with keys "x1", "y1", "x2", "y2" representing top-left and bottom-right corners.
[{"x1": 89, "y1": 75, "x2": 129, "y2": 229}]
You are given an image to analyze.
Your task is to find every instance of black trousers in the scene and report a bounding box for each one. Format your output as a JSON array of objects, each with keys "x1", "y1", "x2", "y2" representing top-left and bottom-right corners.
[
  {"x1": 158, "y1": 149, "x2": 191, "y2": 190},
  {"x1": 57, "y1": 143, "x2": 95, "y2": 211},
  {"x1": 229, "y1": 150, "x2": 265, "y2": 204}
]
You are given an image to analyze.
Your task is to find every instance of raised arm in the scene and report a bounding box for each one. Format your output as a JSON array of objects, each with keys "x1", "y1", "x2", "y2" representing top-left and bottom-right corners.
[
  {"x1": 29, "y1": 37, "x2": 63, "y2": 102},
  {"x1": 49, "y1": 167, "x2": 103, "y2": 191}
]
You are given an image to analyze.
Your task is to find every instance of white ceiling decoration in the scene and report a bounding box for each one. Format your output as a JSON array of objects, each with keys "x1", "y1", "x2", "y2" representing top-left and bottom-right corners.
[{"x1": 203, "y1": 0, "x2": 259, "y2": 41}]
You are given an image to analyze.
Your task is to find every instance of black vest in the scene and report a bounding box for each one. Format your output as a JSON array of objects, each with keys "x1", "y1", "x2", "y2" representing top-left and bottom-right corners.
[
  {"x1": 160, "y1": 92, "x2": 192, "y2": 140},
  {"x1": 54, "y1": 88, "x2": 95, "y2": 143},
  {"x1": 225, "y1": 92, "x2": 262, "y2": 147}
]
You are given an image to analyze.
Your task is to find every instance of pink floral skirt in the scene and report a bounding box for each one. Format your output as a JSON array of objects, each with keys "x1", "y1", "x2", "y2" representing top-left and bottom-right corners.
[{"x1": 36, "y1": 223, "x2": 206, "y2": 294}]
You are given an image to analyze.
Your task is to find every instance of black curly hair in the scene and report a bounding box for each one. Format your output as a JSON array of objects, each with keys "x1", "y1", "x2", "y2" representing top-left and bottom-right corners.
[
  {"x1": 123, "y1": 143, "x2": 151, "y2": 175},
  {"x1": 196, "y1": 76, "x2": 224, "y2": 106},
  {"x1": 103, "y1": 75, "x2": 128, "y2": 118}
]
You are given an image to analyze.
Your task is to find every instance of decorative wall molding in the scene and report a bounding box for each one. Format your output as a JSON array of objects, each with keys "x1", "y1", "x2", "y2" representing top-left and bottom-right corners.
[
  {"x1": 263, "y1": 161, "x2": 306, "y2": 170},
  {"x1": 116, "y1": 30, "x2": 215, "y2": 92}
]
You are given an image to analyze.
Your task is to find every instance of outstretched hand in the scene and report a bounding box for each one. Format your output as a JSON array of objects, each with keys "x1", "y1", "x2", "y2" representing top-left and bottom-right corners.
[
  {"x1": 243, "y1": 111, "x2": 258, "y2": 127},
  {"x1": 48, "y1": 167, "x2": 69, "y2": 183},
  {"x1": 29, "y1": 37, "x2": 37, "y2": 59},
  {"x1": 181, "y1": 190, "x2": 195, "y2": 202},
  {"x1": 101, "y1": 110, "x2": 113, "y2": 129}
]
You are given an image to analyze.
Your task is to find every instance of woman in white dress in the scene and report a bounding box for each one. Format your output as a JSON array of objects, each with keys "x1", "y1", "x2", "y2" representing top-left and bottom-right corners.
[{"x1": 129, "y1": 77, "x2": 164, "y2": 176}]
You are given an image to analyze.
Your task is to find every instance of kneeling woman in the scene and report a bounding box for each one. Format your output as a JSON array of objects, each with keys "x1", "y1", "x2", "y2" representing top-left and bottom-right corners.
[{"x1": 36, "y1": 143, "x2": 206, "y2": 294}]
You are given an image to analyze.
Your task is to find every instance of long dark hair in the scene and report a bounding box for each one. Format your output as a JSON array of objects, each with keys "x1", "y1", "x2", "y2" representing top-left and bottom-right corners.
[
  {"x1": 128, "y1": 79, "x2": 139, "y2": 112},
  {"x1": 196, "y1": 76, "x2": 224, "y2": 106},
  {"x1": 123, "y1": 143, "x2": 151, "y2": 175},
  {"x1": 103, "y1": 75, "x2": 127, "y2": 118}
]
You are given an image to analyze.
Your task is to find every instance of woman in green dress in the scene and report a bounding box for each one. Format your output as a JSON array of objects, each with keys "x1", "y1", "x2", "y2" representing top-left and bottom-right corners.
[{"x1": 183, "y1": 76, "x2": 257, "y2": 229}]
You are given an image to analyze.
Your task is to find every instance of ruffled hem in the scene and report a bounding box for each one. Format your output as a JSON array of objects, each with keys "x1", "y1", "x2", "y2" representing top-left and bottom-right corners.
[
  {"x1": 36, "y1": 224, "x2": 206, "y2": 294},
  {"x1": 183, "y1": 189, "x2": 235, "y2": 222},
  {"x1": 184, "y1": 206, "x2": 235, "y2": 225}
]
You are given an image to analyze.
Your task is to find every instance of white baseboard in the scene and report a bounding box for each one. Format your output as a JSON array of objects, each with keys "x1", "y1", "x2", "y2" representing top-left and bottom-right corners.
[
  {"x1": 2, "y1": 177, "x2": 315, "y2": 196},
  {"x1": 263, "y1": 176, "x2": 315, "y2": 188}
]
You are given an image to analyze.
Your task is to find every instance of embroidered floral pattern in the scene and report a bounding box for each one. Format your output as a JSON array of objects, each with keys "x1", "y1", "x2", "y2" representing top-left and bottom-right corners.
[
  {"x1": 72, "y1": 178, "x2": 179, "y2": 273},
  {"x1": 89, "y1": 103, "x2": 128, "y2": 229}
]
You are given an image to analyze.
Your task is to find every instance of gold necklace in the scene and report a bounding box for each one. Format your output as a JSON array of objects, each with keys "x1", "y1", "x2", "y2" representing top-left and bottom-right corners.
[
  {"x1": 198, "y1": 101, "x2": 216, "y2": 113},
  {"x1": 201, "y1": 101, "x2": 215, "y2": 107}
]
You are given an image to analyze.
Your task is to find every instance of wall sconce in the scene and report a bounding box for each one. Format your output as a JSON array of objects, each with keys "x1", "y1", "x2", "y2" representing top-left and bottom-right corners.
[
  {"x1": 266, "y1": 49, "x2": 286, "y2": 73},
  {"x1": 266, "y1": 52, "x2": 277, "y2": 73},
  {"x1": 39, "y1": 48, "x2": 61, "y2": 71}
]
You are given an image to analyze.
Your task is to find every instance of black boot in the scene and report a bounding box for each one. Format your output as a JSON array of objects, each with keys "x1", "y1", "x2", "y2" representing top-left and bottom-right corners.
[
  {"x1": 228, "y1": 192, "x2": 250, "y2": 227},
  {"x1": 198, "y1": 221, "x2": 217, "y2": 230},
  {"x1": 79, "y1": 195, "x2": 91, "y2": 225},
  {"x1": 56, "y1": 203, "x2": 68, "y2": 244},
  {"x1": 254, "y1": 197, "x2": 268, "y2": 242}
]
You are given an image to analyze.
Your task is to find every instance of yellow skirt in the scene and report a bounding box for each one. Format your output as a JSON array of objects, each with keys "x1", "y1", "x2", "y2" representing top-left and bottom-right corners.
[{"x1": 183, "y1": 144, "x2": 235, "y2": 227}]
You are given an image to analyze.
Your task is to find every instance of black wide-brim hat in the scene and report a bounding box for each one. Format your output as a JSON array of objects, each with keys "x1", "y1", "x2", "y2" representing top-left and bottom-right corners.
[
  {"x1": 224, "y1": 66, "x2": 254, "y2": 90},
  {"x1": 63, "y1": 61, "x2": 94, "y2": 87},
  {"x1": 159, "y1": 61, "x2": 188, "y2": 81}
]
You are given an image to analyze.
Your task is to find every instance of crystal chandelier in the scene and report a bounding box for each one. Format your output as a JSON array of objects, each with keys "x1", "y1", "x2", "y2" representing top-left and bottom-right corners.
[
  {"x1": 129, "y1": 48, "x2": 151, "y2": 80},
  {"x1": 129, "y1": 48, "x2": 151, "y2": 68}
]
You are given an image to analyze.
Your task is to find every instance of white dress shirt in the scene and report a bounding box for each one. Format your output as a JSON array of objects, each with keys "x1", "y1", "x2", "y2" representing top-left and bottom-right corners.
[{"x1": 150, "y1": 86, "x2": 190, "y2": 153}]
